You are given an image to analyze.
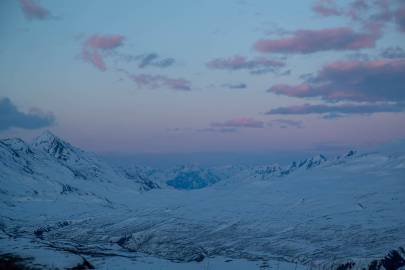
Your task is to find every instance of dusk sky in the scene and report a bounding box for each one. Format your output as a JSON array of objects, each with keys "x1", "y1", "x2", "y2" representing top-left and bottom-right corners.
[{"x1": 1, "y1": 0, "x2": 405, "y2": 154}]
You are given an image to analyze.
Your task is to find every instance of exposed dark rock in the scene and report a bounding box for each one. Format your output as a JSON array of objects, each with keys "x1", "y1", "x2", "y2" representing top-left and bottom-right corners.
[
  {"x1": 345, "y1": 150, "x2": 357, "y2": 157},
  {"x1": 336, "y1": 261, "x2": 355, "y2": 270},
  {"x1": 33, "y1": 226, "x2": 50, "y2": 239},
  {"x1": 34, "y1": 221, "x2": 71, "y2": 238},
  {"x1": 69, "y1": 258, "x2": 95, "y2": 270},
  {"x1": 380, "y1": 249, "x2": 405, "y2": 270},
  {"x1": 123, "y1": 171, "x2": 160, "y2": 191},
  {"x1": 194, "y1": 253, "x2": 205, "y2": 262},
  {"x1": 0, "y1": 254, "x2": 36, "y2": 270},
  {"x1": 117, "y1": 234, "x2": 132, "y2": 247},
  {"x1": 61, "y1": 184, "x2": 79, "y2": 194},
  {"x1": 364, "y1": 248, "x2": 405, "y2": 270}
]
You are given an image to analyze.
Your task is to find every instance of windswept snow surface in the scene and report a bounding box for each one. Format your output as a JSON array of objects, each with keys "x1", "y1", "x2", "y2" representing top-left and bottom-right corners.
[{"x1": 0, "y1": 132, "x2": 404, "y2": 269}]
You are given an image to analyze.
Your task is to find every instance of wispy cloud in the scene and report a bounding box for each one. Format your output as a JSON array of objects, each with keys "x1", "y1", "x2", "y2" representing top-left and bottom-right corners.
[
  {"x1": 18, "y1": 0, "x2": 51, "y2": 21},
  {"x1": 137, "y1": 53, "x2": 175, "y2": 69},
  {"x1": 312, "y1": 0, "x2": 404, "y2": 33},
  {"x1": 268, "y1": 59, "x2": 405, "y2": 102},
  {"x1": 128, "y1": 73, "x2": 191, "y2": 91},
  {"x1": 81, "y1": 34, "x2": 125, "y2": 71},
  {"x1": 166, "y1": 127, "x2": 237, "y2": 133},
  {"x1": 196, "y1": 128, "x2": 237, "y2": 133},
  {"x1": 82, "y1": 49, "x2": 107, "y2": 71},
  {"x1": 85, "y1": 35, "x2": 125, "y2": 50},
  {"x1": 254, "y1": 27, "x2": 379, "y2": 54},
  {"x1": 312, "y1": 0, "x2": 368, "y2": 19},
  {"x1": 381, "y1": 46, "x2": 405, "y2": 59},
  {"x1": 116, "y1": 53, "x2": 176, "y2": 69},
  {"x1": 395, "y1": 5, "x2": 405, "y2": 32},
  {"x1": 347, "y1": 52, "x2": 371, "y2": 61},
  {"x1": 211, "y1": 117, "x2": 264, "y2": 128},
  {"x1": 265, "y1": 102, "x2": 405, "y2": 118},
  {"x1": 0, "y1": 97, "x2": 55, "y2": 131},
  {"x1": 206, "y1": 55, "x2": 285, "y2": 74},
  {"x1": 312, "y1": 0, "x2": 341, "y2": 17},
  {"x1": 268, "y1": 119, "x2": 303, "y2": 128},
  {"x1": 222, "y1": 83, "x2": 247, "y2": 89}
]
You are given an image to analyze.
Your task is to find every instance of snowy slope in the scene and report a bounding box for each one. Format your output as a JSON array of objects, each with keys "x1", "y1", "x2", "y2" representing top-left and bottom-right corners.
[
  {"x1": 1, "y1": 132, "x2": 405, "y2": 269},
  {"x1": 0, "y1": 132, "x2": 160, "y2": 210}
]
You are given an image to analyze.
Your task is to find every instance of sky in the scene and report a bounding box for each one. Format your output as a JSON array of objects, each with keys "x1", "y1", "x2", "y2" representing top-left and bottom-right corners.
[{"x1": 0, "y1": 0, "x2": 405, "y2": 156}]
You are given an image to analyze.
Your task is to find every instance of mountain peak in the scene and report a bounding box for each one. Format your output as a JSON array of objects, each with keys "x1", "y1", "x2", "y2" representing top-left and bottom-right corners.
[
  {"x1": 298, "y1": 154, "x2": 327, "y2": 169},
  {"x1": 32, "y1": 130, "x2": 59, "y2": 145},
  {"x1": 31, "y1": 131, "x2": 76, "y2": 160}
]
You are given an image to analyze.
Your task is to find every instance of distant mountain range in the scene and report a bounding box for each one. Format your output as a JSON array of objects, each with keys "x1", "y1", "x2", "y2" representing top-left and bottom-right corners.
[{"x1": 1, "y1": 131, "x2": 404, "y2": 270}]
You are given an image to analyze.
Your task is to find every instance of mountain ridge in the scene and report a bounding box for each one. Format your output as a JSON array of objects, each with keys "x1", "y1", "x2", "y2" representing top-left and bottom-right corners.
[{"x1": 1, "y1": 131, "x2": 404, "y2": 269}]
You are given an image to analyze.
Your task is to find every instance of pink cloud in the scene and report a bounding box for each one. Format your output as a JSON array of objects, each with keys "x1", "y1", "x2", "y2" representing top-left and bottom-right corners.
[
  {"x1": 206, "y1": 55, "x2": 285, "y2": 74},
  {"x1": 268, "y1": 59, "x2": 405, "y2": 102},
  {"x1": 129, "y1": 74, "x2": 191, "y2": 91},
  {"x1": 313, "y1": 0, "x2": 390, "y2": 21},
  {"x1": 346, "y1": 0, "x2": 369, "y2": 20},
  {"x1": 85, "y1": 35, "x2": 125, "y2": 50},
  {"x1": 312, "y1": 0, "x2": 402, "y2": 34},
  {"x1": 211, "y1": 117, "x2": 264, "y2": 128},
  {"x1": 82, "y1": 50, "x2": 106, "y2": 71},
  {"x1": 312, "y1": 0, "x2": 342, "y2": 16},
  {"x1": 254, "y1": 27, "x2": 379, "y2": 54},
  {"x1": 81, "y1": 34, "x2": 125, "y2": 71},
  {"x1": 19, "y1": 0, "x2": 50, "y2": 20}
]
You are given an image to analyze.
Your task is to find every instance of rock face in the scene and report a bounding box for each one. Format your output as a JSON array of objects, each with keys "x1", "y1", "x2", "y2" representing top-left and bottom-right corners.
[
  {"x1": 1, "y1": 131, "x2": 405, "y2": 269},
  {"x1": 247, "y1": 154, "x2": 329, "y2": 180},
  {"x1": 297, "y1": 154, "x2": 327, "y2": 169},
  {"x1": 334, "y1": 248, "x2": 405, "y2": 270},
  {"x1": 118, "y1": 166, "x2": 160, "y2": 191}
]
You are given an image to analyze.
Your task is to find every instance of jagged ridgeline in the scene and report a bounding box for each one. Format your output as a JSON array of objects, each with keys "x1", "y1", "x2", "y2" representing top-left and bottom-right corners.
[{"x1": 1, "y1": 131, "x2": 405, "y2": 269}]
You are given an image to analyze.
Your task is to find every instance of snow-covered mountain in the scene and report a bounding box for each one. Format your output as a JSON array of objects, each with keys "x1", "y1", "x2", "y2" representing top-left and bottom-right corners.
[
  {"x1": 0, "y1": 131, "x2": 160, "y2": 206},
  {"x1": 247, "y1": 154, "x2": 328, "y2": 179},
  {"x1": 1, "y1": 132, "x2": 405, "y2": 270},
  {"x1": 164, "y1": 164, "x2": 221, "y2": 189}
]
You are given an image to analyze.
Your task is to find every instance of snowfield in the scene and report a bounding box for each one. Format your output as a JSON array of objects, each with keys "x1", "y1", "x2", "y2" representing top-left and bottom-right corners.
[{"x1": 0, "y1": 131, "x2": 404, "y2": 269}]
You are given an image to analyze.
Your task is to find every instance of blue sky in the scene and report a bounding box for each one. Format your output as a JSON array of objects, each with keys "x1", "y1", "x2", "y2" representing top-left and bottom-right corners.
[{"x1": 1, "y1": 0, "x2": 405, "y2": 154}]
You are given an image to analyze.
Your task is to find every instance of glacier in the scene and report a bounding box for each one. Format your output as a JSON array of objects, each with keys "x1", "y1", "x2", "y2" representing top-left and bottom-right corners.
[{"x1": 0, "y1": 131, "x2": 404, "y2": 269}]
